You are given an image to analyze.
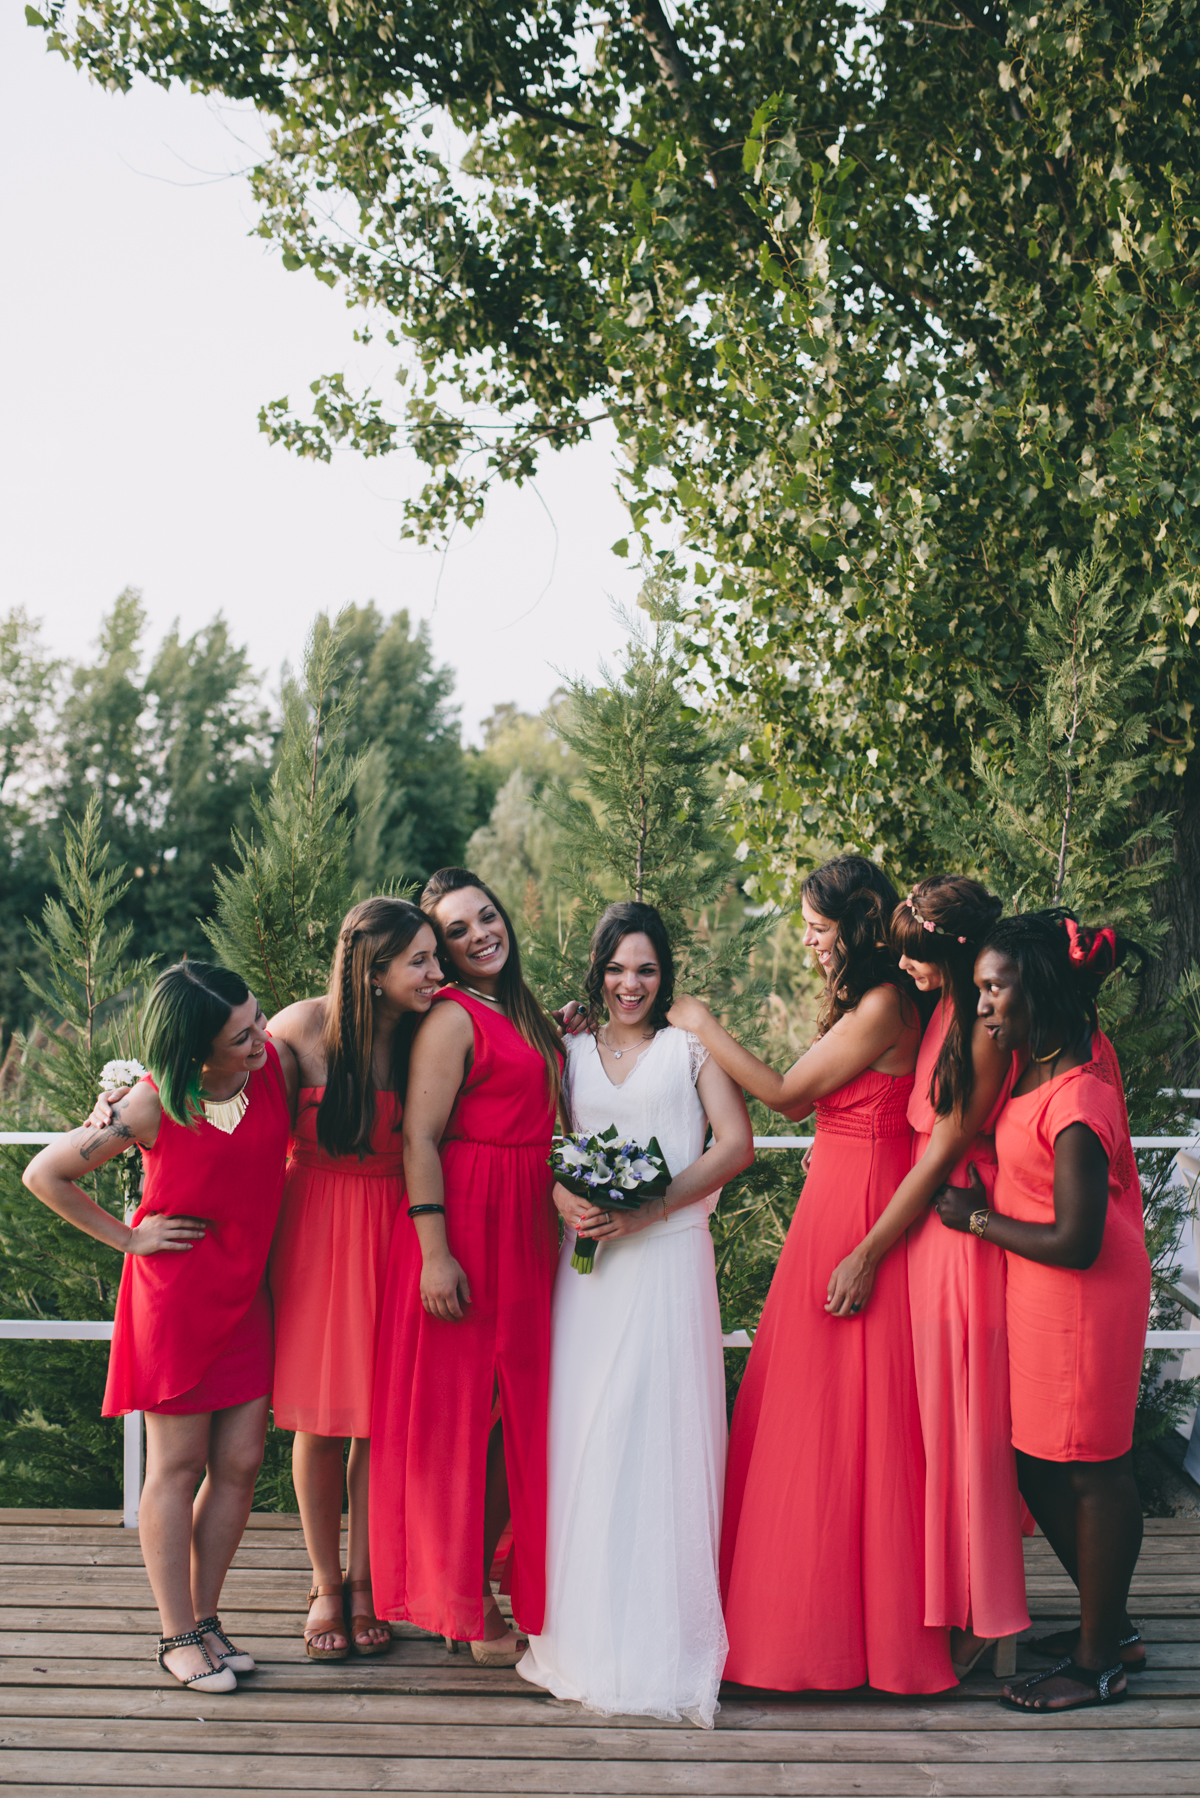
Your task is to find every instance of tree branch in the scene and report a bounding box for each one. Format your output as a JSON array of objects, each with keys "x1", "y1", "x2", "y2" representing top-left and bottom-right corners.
[{"x1": 631, "y1": 0, "x2": 694, "y2": 103}]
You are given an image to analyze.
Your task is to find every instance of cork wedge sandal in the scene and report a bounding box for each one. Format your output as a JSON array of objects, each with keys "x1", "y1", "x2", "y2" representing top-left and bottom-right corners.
[
  {"x1": 303, "y1": 1581, "x2": 350, "y2": 1661},
  {"x1": 345, "y1": 1578, "x2": 392, "y2": 1657}
]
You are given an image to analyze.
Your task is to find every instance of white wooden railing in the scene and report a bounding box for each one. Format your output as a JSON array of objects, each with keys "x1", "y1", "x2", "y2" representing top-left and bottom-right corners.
[{"x1": 3, "y1": 1127, "x2": 1198, "y2": 1527}]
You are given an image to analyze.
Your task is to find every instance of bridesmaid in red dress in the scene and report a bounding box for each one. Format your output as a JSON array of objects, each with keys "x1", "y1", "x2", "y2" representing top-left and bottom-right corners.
[
  {"x1": 370, "y1": 868, "x2": 563, "y2": 1664},
  {"x1": 825, "y1": 876, "x2": 1030, "y2": 1678},
  {"x1": 935, "y1": 911, "x2": 1151, "y2": 1713},
  {"x1": 670, "y1": 855, "x2": 956, "y2": 1695},
  {"x1": 266, "y1": 897, "x2": 443, "y2": 1659},
  {"x1": 23, "y1": 962, "x2": 293, "y2": 1692}
]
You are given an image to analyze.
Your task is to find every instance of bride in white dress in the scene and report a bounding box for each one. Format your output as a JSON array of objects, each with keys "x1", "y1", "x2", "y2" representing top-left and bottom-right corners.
[{"x1": 517, "y1": 902, "x2": 753, "y2": 1728}]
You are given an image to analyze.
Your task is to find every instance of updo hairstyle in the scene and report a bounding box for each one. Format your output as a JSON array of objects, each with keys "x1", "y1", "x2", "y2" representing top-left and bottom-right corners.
[
  {"x1": 979, "y1": 908, "x2": 1149, "y2": 1061},
  {"x1": 802, "y1": 854, "x2": 910, "y2": 1035},
  {"x1": 891, "y1": 875, "x2": 1004, "y2": 1117},
  {"x1": 583, "y1": 901, "x2": 675, "y2": 1033}
]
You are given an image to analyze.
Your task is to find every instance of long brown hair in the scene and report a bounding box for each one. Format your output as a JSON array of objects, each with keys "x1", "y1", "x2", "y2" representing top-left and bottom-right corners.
[
  {"x1": 420, "y1": 866, "x2": 562, "y2": 1109},
  {"x1": 890, "y1": 875, "x2": 1004, "y2": 1117},
  {"x1": 316, "y1": 896, "x2": 432, "y2": 1158},
  {"x1": 802, "y1": 854, "x2": 912, "y2": 1036}
]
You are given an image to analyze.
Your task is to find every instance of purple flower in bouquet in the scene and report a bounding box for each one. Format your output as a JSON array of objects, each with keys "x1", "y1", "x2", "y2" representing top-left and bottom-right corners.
[{"x1": 548, "y1": 1124, "x2": 670, "y2": 1272}]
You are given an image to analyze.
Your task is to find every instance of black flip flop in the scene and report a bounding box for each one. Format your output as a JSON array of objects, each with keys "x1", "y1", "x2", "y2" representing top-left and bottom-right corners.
[{"x1": 1001, "y1": 1655, "x2": 1127, "y2": 1713}]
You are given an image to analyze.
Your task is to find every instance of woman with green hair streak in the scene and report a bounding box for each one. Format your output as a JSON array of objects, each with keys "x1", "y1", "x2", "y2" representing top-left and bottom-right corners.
[{"x1": 24, "y1": 959, "x2": 294, "y2": 1694}]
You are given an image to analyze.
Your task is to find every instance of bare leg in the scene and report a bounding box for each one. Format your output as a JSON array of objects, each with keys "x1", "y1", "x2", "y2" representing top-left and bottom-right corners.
[
  {"x1": 345, "y1": 1437, "x2": 388, "y2": 1649},
  {"x1": 1005, "y1": 1451, "x2": 1141, "y2": 1709},
  {"x1": 191, "y1": 1397, "x2": 269, "y2": 1663},
  {"x1": 478, "y1": 1420, "x2": 512, "y2": 1643},
  {"x1": 140, "y1": 1410, "x2": 213, "y2": 1683},
  {"x1": 292, "y1": 1430, "x2": 348, "y2": 1653}
]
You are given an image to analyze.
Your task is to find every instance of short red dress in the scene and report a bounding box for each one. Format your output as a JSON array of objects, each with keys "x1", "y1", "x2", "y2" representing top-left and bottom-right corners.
[
  {"x1": 102, "y1": 1044, "x2": 291, "y2": 1417},
  {"x1": 720, "y1": 1064, "x2": 956, "y2": 1696},
  {"x1": 369, "y1": 989, "x2": 560, "y2": 1641},
  {"x1": 993, "y1": 1033, "x2": 1151, "y2": 1463},
  {"x1": 270, "y1": 1088, "x2": 405, "y2": 1437},
  {"x1": 905, "y1": 1001, "x2": 1029, "y2": 1637}
]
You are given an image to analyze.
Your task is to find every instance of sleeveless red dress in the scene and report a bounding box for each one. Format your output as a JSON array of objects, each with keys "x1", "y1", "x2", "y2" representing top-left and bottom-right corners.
[
  {"x1": 994, "y1": 1032, "x2": 1150, "y2": 1463},
  {"x1": 270, "y1": 1088, "x2": 405, "y2": 1437},
  {"x1": 102, "y1": 1043, "x2": 291, "y2": 1417},
  {"x1": 369, "y1": 989, "x2": 560, "y2": 1641},
  {"x1": 904, "y1": 1001, "x2": 1029, "y2": 1637},
  {"x1": 721, "y1": 1064, "x2": 956, "y2": 1695}
]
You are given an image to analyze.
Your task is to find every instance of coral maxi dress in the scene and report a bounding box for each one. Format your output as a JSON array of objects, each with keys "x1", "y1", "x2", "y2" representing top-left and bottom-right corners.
[
  {"x1": 102, "y1": 1046, "x2": 291, "y2": 1417},
  {"x1": 269, "y1": 1089, "x2": 405, "y2": 1437},
  {"x1": 370, "y1": 989, "x2": 560, "y2": 1641},
  {"x1": 905, "y1": 1000, "x2": 1030, "y2": 1638},
  {"x1": 721, "y1": 1062, "x2": 956, "y2": 1695}
]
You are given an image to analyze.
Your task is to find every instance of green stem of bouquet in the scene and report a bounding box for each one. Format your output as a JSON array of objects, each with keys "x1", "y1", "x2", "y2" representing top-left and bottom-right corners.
[{"x1": 570, "y1": 1236, "x2": 598, "y2": 1274}]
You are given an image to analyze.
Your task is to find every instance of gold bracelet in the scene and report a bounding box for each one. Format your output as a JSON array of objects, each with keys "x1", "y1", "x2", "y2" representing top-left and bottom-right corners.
[{"x1": 969, "y1": 1208, "x2": 991, "y2": 1239}]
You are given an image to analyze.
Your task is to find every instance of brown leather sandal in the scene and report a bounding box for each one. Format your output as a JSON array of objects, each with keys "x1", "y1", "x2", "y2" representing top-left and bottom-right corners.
[
  {"x1": 303, "y1": 1581, "x2": 349, "y2": 1660},
  {"x1": 345, "y1": 1577, "x2": 392, "y2": 1657}
]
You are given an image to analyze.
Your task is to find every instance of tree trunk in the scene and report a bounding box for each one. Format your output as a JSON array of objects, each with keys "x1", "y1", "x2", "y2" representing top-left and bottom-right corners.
[{"x1": 1138, "y1": 760, "x2": 1200, "y2": 1018}]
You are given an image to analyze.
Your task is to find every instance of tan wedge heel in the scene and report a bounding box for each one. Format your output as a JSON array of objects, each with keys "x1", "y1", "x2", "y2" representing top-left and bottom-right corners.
[
  {"x1": 303, "y1": 1580, "x2": 349, "y2": 1661},
  {"x1": 345, "y1": 1577, "x2": 392, "y2": 1657}
]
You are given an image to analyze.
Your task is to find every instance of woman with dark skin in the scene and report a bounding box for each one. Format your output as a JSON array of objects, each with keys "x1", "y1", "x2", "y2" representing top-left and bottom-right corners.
[{"x1": 934, "y1": 912, "x2": 1151, "y2": 1713}]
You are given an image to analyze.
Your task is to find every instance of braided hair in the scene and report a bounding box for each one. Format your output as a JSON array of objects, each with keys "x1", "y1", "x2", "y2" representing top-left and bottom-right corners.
[
  {"x1": 890, "y1": 875, "x2": 1004, "y2": 1117},
  {"x1": 978, "y1": 908, "x2": 1149, "y2": 1061},
  {"x1": 316, "y1": 896, "x2": 431, "y2": 1158},
  {"x1": 802, "y1": 854, "x2": 914, "y2": 1036}
]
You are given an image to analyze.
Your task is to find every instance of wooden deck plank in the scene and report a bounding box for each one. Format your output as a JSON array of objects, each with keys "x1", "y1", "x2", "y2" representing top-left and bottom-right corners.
[
  {"x1": 0, "y1": 1752, "x2": 1198, "y2": 1794},
  {"x1": 2, "y1": 1688, "x2": 1200, "y2": 1729},
  {"x1": 0, "y1": 1512, "x2": 1196, "y2": 1798},
  {"x1": 4, "y1": 1715, "x2": 1200, "y2": 1761}
]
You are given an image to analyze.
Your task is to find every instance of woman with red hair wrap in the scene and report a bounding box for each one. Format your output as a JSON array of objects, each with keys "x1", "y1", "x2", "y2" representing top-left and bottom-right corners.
[{"x1": 935, "y1": 910, "x2": 1151, "y2": 1713}]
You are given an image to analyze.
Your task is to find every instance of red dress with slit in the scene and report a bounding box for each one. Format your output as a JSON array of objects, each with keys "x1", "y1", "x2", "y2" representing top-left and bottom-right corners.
[
  {"x1": 369, "y1": 989, "x2": 560, "y2": 1641},
  {"x1": 720, "y1": 1064, "x2": 956, "y2": 1695},
  {"x1": 102, "y1": 1045, "x2": 290, "y2": 1417},
  {"x1": 994, "y1": 1033, "x2": 1150, "y2": 1463},
  {"x1": 904, "y1": 1000, "x2": 1030, "y2": 1637}
]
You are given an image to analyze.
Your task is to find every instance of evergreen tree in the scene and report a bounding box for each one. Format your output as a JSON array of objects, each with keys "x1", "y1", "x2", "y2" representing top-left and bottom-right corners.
[
  {"x1": 0, "y1": 799, "x2": 154, "y2": 1506},
  {"x1": 318, "y1": 604, "x2": 488, "y2": 888},
  {"x1": 205, "y1": 616, "x2": 362, "y2": 1009}
]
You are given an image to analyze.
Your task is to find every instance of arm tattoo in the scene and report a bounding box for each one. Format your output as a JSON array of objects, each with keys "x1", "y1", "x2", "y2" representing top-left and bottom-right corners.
[{"x1": 77, "y1": 1120, "x2": 136, "y2": 1163}]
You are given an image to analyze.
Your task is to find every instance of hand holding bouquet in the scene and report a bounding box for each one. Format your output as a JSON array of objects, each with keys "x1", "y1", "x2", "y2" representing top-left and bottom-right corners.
[{"x1": 549, "y1": 1125, "x2": 670, "y2": 1272}]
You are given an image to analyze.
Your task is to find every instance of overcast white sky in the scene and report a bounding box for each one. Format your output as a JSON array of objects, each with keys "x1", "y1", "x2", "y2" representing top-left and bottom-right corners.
[{"x1": 1, "y1": 10, "x2": 645, "y2": 738}]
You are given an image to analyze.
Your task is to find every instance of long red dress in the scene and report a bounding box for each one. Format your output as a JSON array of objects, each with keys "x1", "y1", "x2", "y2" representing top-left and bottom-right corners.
[
  {"x1": 369, "y1": 989, "x2": 560, "y2": 1641},
  {"x1": 270, "y1": 1088, "x2": 404, "y2": 1437},
  {"x1": 905, "y1": 1001, "x2": 1030, "y2": 1637},
  {"x1": 994, "y1": 1033, "x2": 1150, "y2": 1463},
  {"x1": 102, "y1": 1045, "x2": 291, "y2": 1417},
  {"x1": 721, "y1": 1066, "x2": 956, "y2": 1695}
]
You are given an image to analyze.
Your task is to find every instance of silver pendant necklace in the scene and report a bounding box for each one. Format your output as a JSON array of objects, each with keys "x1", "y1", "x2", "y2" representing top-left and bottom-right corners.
[{"x1": 600, "y1": 1025, "x2": 653, "y2": 1061}]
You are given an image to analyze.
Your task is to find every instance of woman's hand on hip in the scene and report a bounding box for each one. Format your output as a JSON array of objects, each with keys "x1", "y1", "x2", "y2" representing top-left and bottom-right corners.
[
  {"x1": 420, "y1": 1249, "x2": 472, "y2": 1321},
  {"x1": 127, "y1": 1212, "x2": 208, "y2": 1255},
  {"x1": 825, "y1": 1244, "x2": 877, "y2": 1318}
]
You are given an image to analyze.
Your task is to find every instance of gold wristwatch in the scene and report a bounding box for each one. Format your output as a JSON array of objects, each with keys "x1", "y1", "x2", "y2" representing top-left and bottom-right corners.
[{"x1": 969, "y1": 1209, "x2": 991, "y2": 1239}]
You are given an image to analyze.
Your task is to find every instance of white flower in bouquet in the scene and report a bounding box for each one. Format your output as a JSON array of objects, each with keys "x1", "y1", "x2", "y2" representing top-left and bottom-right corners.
[{"x1": 98, "y1": 1059, "x2": 147, "y2": 1091}]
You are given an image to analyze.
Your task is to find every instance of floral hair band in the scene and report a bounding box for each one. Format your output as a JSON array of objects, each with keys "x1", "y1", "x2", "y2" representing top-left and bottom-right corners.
[{"x1": 905, "y1": 890, "x2": 968, "y2": 945}]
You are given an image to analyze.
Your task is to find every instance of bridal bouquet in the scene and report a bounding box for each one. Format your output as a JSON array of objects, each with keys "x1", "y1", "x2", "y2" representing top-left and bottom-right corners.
[{"x1": 549, "y1": 1125, "x2": 670, "y2": 1273}]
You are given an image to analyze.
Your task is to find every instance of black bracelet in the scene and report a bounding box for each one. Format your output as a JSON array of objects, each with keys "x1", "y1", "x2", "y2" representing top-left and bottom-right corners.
[{"x1": 407, "y1": 1203, "x2": 446, "y2": 1218}]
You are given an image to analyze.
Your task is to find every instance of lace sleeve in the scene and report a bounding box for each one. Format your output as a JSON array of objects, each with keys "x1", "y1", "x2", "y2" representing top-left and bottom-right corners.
[{"x1": 685, "y1": 1030, "x2": 709, "y2": 1085}]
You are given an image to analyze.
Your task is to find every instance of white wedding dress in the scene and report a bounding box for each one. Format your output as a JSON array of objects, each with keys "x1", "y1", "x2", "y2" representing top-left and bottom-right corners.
[{"x1": 516, "y1": 1026, "x2": 728, "y2": 1728}]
